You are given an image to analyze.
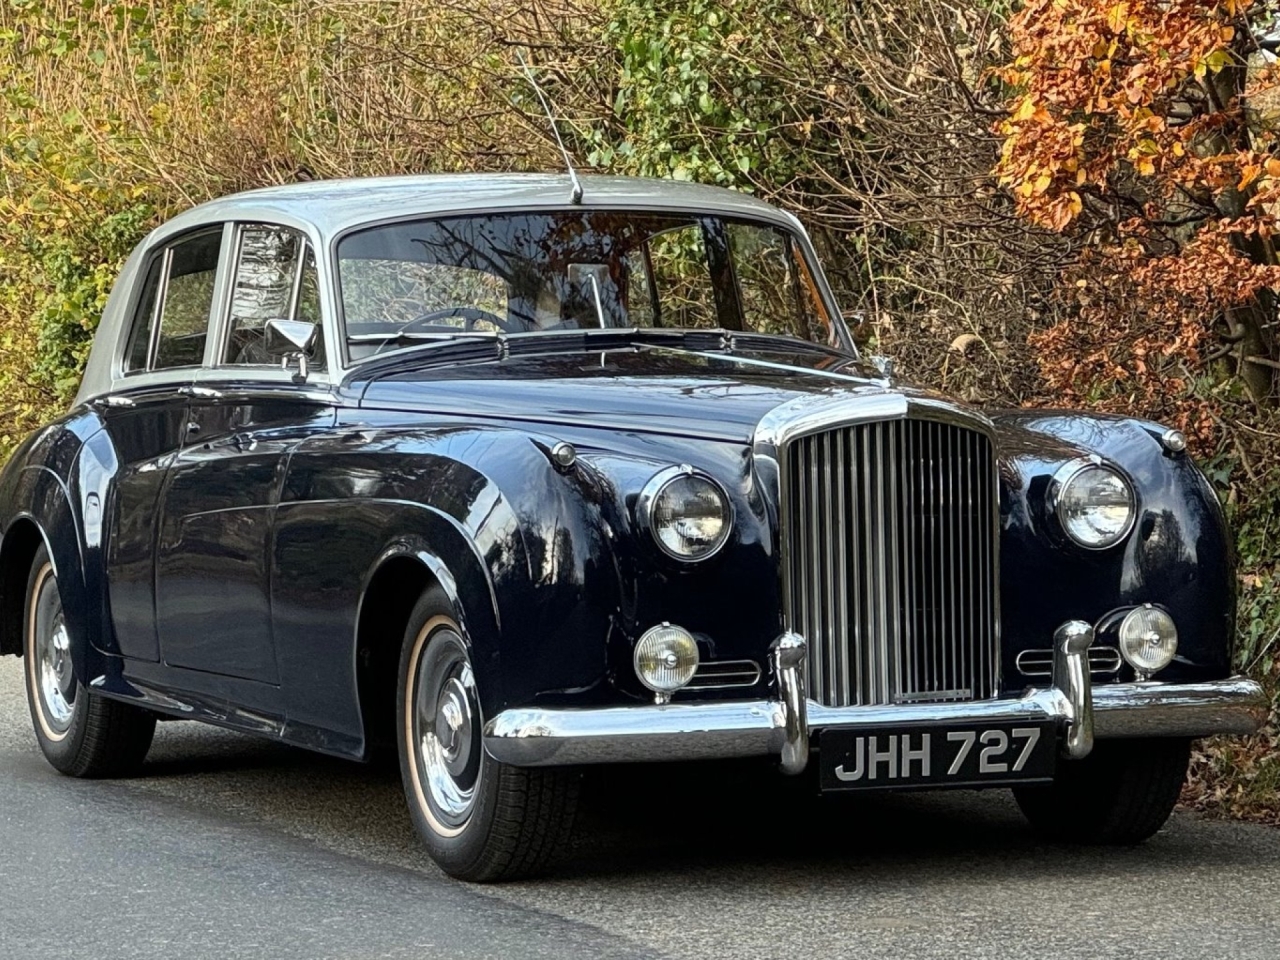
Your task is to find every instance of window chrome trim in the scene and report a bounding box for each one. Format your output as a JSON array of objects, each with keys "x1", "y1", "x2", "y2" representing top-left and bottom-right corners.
[
  {"x1": 143, "y1": 247, "x2": 173, "y2": 371},
  {"x1": 204, "y1": 222, "x2": 239, "y2": 369}
]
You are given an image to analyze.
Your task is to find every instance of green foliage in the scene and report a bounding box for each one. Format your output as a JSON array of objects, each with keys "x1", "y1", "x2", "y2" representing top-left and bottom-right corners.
[
  {"x1": 1228, "y1": 489, "x2": 1280, "y2": 673},
  {"x1": 585, "y1": 0, "x2": 849, "y2": 191}
]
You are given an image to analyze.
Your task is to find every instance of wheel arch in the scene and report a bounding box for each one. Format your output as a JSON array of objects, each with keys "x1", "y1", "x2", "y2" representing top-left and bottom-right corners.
[
  {"x1": 352, "y1": 541, "x2": 496, "y2": 761},
  {"x1": 0, "y1": 517, "x2": 52, "y2": 656}
]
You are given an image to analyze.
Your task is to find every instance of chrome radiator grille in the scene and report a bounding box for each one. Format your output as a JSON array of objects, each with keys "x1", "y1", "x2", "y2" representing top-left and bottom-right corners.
[{"x1": 782, "y1": 417, "x2": 999, "y2": 707}]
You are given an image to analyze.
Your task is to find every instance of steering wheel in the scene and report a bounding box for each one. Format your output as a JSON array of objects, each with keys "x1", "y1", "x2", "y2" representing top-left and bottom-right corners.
[{"x1": 399, "y1": 306, "x2": 521, "y2": 335}]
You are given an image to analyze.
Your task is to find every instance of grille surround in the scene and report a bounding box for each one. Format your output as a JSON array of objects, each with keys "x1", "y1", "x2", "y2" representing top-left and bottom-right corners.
[{"x1": 761, "y1": 400, "x2": 1001, "y2": 709}]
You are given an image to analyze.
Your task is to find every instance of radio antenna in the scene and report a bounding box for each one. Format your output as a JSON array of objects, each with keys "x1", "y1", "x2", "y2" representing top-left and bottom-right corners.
[{"x1": 515, "y1": 49, "x2": 583, "y2": 205}]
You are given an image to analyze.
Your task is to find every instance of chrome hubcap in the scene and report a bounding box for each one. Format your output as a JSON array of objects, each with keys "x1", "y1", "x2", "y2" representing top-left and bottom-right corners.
[
  {"x1": 33, "y1": 573, "x2": 75, "y2": 734},
  {"x1": 412, "y1": 629, "x2": 482, "y2": 831}
]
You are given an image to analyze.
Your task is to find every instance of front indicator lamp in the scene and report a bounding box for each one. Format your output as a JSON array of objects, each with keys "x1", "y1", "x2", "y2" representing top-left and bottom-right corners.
[
  {"x1": 1118, "y1": 604, "x2": 1178, "y2": 679},
  {"x1": 634, "y1": 623, "x2": 700, "y2": 703}
]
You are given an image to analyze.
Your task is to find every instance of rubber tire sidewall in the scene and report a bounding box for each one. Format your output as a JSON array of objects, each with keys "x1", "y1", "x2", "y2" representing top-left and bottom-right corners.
[
  {"x1": 396, "y1": 588, "x2": 505, "y2": 878},
  {"x1": 23, "y1": 544, "x2": 91, "y2": 774},
  {"x1": 1015, "y1": 737, "x2": 1191, "y2": 845}
]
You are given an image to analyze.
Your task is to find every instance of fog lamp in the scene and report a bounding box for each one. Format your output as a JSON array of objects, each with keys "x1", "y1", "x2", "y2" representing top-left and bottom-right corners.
[
  {"x1": 1118, "y1": 604, "x2": 1178, "y2": 679},
  {"x1": 634, "y1": 623, "x2": 700, "y2": 703}
]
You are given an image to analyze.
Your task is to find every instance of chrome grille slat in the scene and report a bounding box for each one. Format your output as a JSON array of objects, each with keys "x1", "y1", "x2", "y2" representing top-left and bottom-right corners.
[{"x1": 783, "y1": 416, "x2": 999, "y2": 708}]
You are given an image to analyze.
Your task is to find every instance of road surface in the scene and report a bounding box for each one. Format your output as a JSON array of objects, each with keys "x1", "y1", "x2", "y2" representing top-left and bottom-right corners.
[{"x1": 2, "y1": 657, "x2": 1278, "y2": 959}]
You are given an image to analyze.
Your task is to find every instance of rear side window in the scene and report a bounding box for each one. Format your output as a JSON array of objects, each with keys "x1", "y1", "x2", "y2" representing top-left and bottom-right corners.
[
  {"x1": 123, "y1": 259, "x2": 163, "y2": 372},
  {"x1": 154, "y1": 231, "x2": 220, "y2": 369},
  {"x1": 123, "y1": 228, "x2": 222, "y2": 373}
]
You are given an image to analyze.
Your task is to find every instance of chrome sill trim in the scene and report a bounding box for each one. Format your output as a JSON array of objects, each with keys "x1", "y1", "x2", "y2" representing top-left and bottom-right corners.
[{"x1": 482, "y1": 676, "x2": 1266, "y2": 768}]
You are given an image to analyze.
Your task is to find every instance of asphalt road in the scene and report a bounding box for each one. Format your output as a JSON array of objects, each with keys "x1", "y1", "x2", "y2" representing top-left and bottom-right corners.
[{"x1": 3, "y1": 657, "x2": 1280, "y2": 959}]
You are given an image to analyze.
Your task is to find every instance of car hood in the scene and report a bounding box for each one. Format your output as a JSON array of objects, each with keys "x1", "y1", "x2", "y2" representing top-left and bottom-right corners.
[{"x1": 354, "y1": 339, "x2": 903, "y2": 442}]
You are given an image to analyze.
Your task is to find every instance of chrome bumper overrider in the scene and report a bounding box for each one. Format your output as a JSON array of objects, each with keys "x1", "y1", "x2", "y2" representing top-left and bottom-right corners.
[{"x1": 483, "y1": 625, "x2": 1268, "y2": 771}]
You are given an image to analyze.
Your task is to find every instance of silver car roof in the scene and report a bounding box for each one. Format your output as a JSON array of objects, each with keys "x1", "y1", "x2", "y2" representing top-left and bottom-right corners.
[
  {"x1": 157, "y1": 174, "x2": 803, "y2": 241},
  {"x1": 76, "y1": 175, "x2": 826, "y2": 404}
]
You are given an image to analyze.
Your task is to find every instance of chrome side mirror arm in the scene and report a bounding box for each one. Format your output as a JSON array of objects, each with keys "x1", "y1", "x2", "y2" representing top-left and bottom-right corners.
[{"x1": 281, "y1": 351, "x2": 309, "y2": 382}]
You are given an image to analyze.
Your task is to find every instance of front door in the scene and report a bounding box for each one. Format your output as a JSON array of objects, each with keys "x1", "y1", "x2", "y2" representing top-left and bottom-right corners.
[
  {"x1": 153, "y1": 222, "x2": 332, "y2": 684},
  {"x1": 154, "y1": 387, "x2": 333, "y2": 683}
]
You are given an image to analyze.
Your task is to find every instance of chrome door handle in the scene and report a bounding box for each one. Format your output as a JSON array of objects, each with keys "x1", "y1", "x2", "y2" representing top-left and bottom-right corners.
[
  {"x1": 98, "y1": 395, "x2": 136, "y2": 409},
  {"x1": 179, "y1": 385, "x2": 223, "y2": 399}
]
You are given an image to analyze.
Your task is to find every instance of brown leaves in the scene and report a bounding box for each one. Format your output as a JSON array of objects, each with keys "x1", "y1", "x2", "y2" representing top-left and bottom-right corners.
[{"x1": 993, "y1": 0, "x2": 1244, "y2": 232}]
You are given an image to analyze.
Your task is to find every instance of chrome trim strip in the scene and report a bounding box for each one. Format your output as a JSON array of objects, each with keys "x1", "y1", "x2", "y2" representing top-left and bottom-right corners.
[
  {"x1": 687, "y1": 659, "x2": 762, "y2": 689},
  {"x1": 1016, "y1": 646, "x2": 1123, "y2": 677},
  {"x1": 483, "y1": 675, "x2": 1267, "y2": 768}
]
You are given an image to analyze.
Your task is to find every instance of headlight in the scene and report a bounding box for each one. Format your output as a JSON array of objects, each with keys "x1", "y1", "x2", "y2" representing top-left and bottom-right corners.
[
  {"x1": 1052, "y1": 462, "x2": 1135, "y2": 549},
  {"x1": 634, "y1": 623, "x2": 700, "y2": 702},
  {"x1": 636, "y1": 466, "x2": 732, "y2": 561},
  {"x1": 1118, "y1": 605, "x2": 1178, "y2": 678}
]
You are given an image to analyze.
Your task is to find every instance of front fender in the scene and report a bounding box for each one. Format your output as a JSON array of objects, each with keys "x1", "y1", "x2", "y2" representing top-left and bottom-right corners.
[
  {"x1": 278, "y1": 423, "x2": 622, "y2": 722},
  {"x1": 992, "y1": 411, "x2": 1234, "y2": 685}
]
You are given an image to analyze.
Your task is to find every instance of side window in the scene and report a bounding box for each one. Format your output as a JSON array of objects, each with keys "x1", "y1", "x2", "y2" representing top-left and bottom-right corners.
[
  {"x1": 224, "y1": 225, "x2": 326, "y2": 367},
  {"x1": 123, "y1": 259, "x2": 164, "y2": 372},
  {"x1": 122, "y1": 229, "x2": 221, "y2": 373},
  {"x1": 153, "y1": 230, "x2": 221, "y2": 370}
]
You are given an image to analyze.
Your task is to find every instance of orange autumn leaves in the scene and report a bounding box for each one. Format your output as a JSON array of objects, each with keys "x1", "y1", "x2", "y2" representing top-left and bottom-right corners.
[
  {"x1": 994, "y1": 0, "x2": 1280, "y2": 437},
  {"x1": 995, "y1": 0, "x2": 1244, "y2": 231}
]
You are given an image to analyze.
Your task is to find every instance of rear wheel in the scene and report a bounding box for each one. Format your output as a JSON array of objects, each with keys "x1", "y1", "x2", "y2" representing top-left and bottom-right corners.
[
  {"x1": 1014, "y1": 737, "x2": 1191, "y2": 845},
  {"x1": 24, "y1": 545, "x2": 156, "y2": 777},
  {"x1": 397, "y1": 587, "x2": 579, "y2": 882}
]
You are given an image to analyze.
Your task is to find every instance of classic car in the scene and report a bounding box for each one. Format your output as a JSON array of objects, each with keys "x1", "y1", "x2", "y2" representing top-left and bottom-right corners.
[{"x1": 0, "y1": 174, "x2": 1267, "y2": 881}]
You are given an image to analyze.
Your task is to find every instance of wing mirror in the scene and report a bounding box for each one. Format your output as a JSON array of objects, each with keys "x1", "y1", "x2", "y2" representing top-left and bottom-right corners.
[{"x1": 264, "y1": 319, "x2": 319, "y2": 381}]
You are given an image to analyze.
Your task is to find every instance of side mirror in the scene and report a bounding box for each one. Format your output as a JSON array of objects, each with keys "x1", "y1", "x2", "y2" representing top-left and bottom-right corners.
[
  {"x1": 263, "y1": 319, "x2": 319, "y2": 382},
  {"x1": 264, "y1": 319, "x2": 319, "y2": 355}
]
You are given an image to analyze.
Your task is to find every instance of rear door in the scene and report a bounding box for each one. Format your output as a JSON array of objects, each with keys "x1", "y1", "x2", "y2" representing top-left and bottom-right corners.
[
  {"x1": 102, "y1": 227, "x2": 223, "y2": 661},
  {"x1": 154, "y1": 223, "x2": 334, "y2": 684}
]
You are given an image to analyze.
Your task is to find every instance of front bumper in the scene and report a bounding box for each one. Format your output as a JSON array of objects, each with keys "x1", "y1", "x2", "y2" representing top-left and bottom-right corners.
[{"x1": 484, "y1": 624, "x2": 1269, "y2": 771}]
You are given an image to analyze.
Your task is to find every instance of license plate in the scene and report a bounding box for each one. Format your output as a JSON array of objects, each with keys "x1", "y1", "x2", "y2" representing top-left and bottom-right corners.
[{"x1": 820, "y1": 721, "x2": 1056, "y2": 791}]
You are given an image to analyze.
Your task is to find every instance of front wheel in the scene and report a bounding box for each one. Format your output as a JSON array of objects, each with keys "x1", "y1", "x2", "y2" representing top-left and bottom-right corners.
[
  {"x1": 24, "y1": 545, "x2": 156, "y2": 777},
  {"x1": 397, "y1": 587, "x2": 579, "y2": 882},
  {"x1": 1014, "y1": 737, "x2": 1191, "y2": 845}
]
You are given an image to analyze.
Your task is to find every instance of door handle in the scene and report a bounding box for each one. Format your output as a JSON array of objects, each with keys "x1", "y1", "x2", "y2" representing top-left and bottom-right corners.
[{"x1": 179, "y1": 385, "x2": 223, "y2": 399}]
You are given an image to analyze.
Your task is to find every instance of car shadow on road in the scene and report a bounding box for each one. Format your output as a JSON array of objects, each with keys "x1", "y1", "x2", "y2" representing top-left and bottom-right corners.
[{"x1": 134, "y1": 721, "x2": 1276, "y2": 885}]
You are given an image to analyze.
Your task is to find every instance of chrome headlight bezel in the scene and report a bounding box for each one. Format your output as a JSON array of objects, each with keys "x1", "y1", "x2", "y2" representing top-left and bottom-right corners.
[
  {"x1": 1049, "y1": 459, "x2": 1137, "y2": 551},
  {"x1": 636, "y1": 465, "x2": 733, "y2": 562}
]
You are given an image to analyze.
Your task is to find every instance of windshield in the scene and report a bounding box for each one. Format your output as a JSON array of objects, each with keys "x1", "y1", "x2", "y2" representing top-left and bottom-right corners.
[{"x1": 336, "y1": 211, "x2": 838, "y2": 360}]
